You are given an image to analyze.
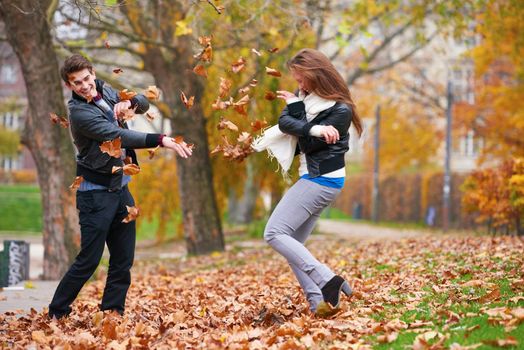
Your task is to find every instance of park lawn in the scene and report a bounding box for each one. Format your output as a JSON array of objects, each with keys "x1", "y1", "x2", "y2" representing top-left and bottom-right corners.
[
  {"x1": 0, "y1": 184, "x2": 42, "y2": 233},
  {"x1": 2, "y1": 234, "x2": 523, "y2": 349},
  {"x1": 0, "y1": 184, "x2": 180, "y2": 241}
]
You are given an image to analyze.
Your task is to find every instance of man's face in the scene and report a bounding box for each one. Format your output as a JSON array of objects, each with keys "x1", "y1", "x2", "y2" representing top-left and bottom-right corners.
[{"x1": 66, "y1": 68, "x2": 97, "y2": 99}]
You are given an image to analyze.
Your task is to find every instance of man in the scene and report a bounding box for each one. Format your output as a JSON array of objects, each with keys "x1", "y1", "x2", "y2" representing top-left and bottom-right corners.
[{"x1": 48, "y1": 54, "x2": 192, "y2": 319}]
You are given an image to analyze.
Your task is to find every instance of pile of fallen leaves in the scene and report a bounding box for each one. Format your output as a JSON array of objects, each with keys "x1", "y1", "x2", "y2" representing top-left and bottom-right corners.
[{"x1": 1, "y1": 235, "x2": 523, "y2": 349}]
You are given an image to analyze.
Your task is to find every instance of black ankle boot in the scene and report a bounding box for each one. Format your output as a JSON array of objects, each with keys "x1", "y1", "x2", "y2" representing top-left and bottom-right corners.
[{"x1": 321, "y1": 275, "x2": 350, "y2": 308}]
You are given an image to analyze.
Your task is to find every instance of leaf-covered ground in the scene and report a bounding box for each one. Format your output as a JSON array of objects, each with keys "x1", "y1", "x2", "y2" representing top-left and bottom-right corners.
[{"x1": 1, "y1": 235, "x2": 523, "y2": 349}]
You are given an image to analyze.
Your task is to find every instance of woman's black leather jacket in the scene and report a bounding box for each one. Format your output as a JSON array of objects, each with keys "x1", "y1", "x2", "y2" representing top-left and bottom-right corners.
[{"x1": 278, "y1": 100, "x2": 353, "y2": 177}]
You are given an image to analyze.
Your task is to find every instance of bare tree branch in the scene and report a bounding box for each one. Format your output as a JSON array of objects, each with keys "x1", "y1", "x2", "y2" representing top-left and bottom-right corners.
[
  {"x1": 58, "y1": 7, "x2": 177, "y2": 52},
  {"x1": 205, "y1": 0, "x2": 222, "y2": 14}
]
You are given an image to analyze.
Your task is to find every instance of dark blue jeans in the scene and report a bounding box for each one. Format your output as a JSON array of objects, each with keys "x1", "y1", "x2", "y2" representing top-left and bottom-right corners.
[{"x1": 48, "y1": 186, "x2": 136, "y2": 318}]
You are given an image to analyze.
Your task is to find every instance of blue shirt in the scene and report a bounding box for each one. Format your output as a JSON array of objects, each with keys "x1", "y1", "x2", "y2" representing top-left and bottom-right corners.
[{"x1": 300, "y1": 174, "x2": 345, "y2": 189}]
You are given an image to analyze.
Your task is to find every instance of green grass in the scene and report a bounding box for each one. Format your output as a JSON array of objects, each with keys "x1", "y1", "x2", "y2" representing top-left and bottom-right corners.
[
  {"x1": 136, "y1": 216, "x2": 181, "y2": 242},
  {"x1": 0, "y1": 184, "x2": 42, "y2": 233},
  {"x1": 369, "y1": 274, "x2": 524, "y2": 350},
  {"x1": 0, "y1": 184, "x2": 182, "y2": 242}
]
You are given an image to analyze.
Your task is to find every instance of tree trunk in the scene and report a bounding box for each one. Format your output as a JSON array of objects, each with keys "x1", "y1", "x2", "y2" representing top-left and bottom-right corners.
[
  {"x1": 143, "y1": 36, "x2": 224, "y2": 255},
  {"x1": 0, "y1": 0, "x2": 79, "y2": 278}
]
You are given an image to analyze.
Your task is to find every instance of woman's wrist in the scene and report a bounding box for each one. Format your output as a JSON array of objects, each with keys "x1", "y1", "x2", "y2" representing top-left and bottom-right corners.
[{"x1": 286, "y1": 96, "x2": 301, "y2": 105}]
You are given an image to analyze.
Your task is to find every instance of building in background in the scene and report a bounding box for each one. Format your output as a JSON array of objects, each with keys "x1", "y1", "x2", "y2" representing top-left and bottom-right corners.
[{"x1": 0, "y1": 42, "x2": 35, "y2": 173}]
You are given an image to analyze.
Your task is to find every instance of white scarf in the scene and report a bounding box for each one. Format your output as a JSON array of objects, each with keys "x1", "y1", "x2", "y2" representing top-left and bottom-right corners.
[{"x1": 252, "y1": 92, "x2": 336, "y2": 177}]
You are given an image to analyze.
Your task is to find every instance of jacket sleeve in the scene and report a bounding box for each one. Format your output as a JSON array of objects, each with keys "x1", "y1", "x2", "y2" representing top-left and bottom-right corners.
[
  {"x1": 278, "y1": 101, "x2": 311, "y2": 137},
  {"x1": 129, "y1": 94, "x2": 150, "y2": 114},
  {"x1": 298, "y1": 105, "x2": 353, "y2": 154},
  {"x1": 70, "y1": 105, "x2": 161, "y2": 149}
]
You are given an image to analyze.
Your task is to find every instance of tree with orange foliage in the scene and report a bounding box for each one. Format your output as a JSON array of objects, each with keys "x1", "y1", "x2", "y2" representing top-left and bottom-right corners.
[{"x1": 462, "y1": 158, "x2": 524, "y2": 235}]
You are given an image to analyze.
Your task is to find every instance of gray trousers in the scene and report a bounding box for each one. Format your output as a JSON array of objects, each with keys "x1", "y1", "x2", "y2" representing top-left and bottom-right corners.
[{"x1": 264, "y1": 178, "x2": 342, "y2": 311}]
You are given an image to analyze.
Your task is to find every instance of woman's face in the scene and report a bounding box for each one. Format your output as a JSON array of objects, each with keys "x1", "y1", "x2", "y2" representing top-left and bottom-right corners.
[{"x1": 291, "y1": 69, "x2": 310, "y2": 93}]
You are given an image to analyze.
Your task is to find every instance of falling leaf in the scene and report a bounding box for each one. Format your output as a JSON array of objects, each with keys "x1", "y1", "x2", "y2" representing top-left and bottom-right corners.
[
  {"x1": 195, "y1": 44, "x2": 213, "y2": 62},
  {"x1": 100, "y1": 137, "x2": 122, "y2": 158},
  {"x1": 122, "y1": 205, "x2": 140, "y2": 223},
  {"x1": 232, "y1": 95, "x2": 250, "y2": 116},
  {"x1": 119, "y1": 89, "x2": 137, "y2": 101},
  {"x1": 123, "y1": 164, "x2": 140, "y2": 175},
  {"x1": 237, "y1": 132, "x2": 252, "y2": 144},
  {"x1": 239, "y1": 86, "x2": 250, "y2": 95},
  {"x1": 180, "y1": 91, "x2": 194, "y2": 109},
  {"x1": 212, "y1": 98, "x2": 229, "y2": 111},
  {"x1": 118, "y1": 107, "x2": 136, "y2": 122},
  {"x1": 113, "y1": 68, "x2": 123, "y2": 75},
  {"x1": 210, "y1": 145, "x2": 222, "y2": 155},
  {"x1": 218, "y1": 117, "x2": 238, "y2": 132},
  {"x1": 231, "y1": 57, "x2": 246, "y2": 73},
  {"x1": 145, "y1": 112, "x2": 156, "y2": 122},
  {"x1": 198, "y1": 36, "x2": 212, "y2": 46},
  {"x1": 268, "y1": 47, "x2": 279, "y2": 53},
  {"x1": 234, "y1": 104, "x2": 248, "y2": 116},
  {"x1": 265, "y1": 67, "x2": 282, "y2": 77},
  {"x1": 233, "y1": 94, "x2": 250, "y2": 106},
  {"x1": 265, "y1": 91, "x2": 277, "y2": 100},
  {"x1": 251, "y1": 48, "x2": 261, "y2": 56},
  {"x1": 112, "y1": 164, "x2": 140, "y2": 175},
  {"x1": 145, "y1": 86, "x2": 161, "y2": 101},
  {"x1": 148, "y1": 145, "x2": 160, "y2": 160},
  {"x1": 251, "y1": 119, "x2": 268, "y2": 132},
  {"x1": 193, "y1": 64, "x2": 208, "y2": 78},
  {"x1": 219, "y1": 78, "x2": 232, "y2": 98},
  {"x1": 69, "y1": 176, "x2": 84, "y2": 190},
  {"x1": 49, "y1": 112, "x2": 69, "y2": 128}
]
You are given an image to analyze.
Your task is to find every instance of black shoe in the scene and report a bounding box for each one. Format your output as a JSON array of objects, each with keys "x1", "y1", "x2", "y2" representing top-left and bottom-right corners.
[{"x1": 321, "y1": 275, "x2": 351, "y2": 308}]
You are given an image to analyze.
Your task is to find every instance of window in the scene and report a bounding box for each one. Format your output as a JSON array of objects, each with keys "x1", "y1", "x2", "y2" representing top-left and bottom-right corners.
[
  {"x1": 0, "y1": 64, "x2": 17, "y2": 84},
  {"x1": 1, "y1": 112, "x2": 19, "y2": 129}
]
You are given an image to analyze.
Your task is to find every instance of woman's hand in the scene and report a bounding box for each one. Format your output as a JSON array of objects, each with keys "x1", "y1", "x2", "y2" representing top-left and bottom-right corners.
[
  {"x1": 320, "y1": 125, "x2": 340, "y2": 144},
  {"x1": 162, "y1": 137, "x2": 193, "y2": 158},
  {"x1": 276, "y1": 90, "x2": 296, "y2": 101}
]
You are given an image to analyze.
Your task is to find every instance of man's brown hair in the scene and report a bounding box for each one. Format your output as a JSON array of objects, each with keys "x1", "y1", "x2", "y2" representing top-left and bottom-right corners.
[{"x1": 60, "y1": 54, "x2": 93, "y2": 83}]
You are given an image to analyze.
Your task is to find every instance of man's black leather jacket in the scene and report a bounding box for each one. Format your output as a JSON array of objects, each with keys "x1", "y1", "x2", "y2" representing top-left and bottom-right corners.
[{"x1": 69, "y1": 79, "x2": 161, "y2": 189}]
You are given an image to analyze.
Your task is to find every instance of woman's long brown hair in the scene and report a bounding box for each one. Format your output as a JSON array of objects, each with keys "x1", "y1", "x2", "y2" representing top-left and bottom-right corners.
[{"x1": 287, "y1": 48, "x2": 363, "y2": 137}]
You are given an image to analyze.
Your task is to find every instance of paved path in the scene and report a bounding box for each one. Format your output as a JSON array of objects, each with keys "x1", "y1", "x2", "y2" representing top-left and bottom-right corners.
[
  {"x1": 0, "y1": 280, "x2": 58, "y2": 314},
  {"x1": 0, "y1": 220, "x2": 426, "y2": 315},
  {"x1": 317, "y1": 219, "x2": 427, "y2": 240}
]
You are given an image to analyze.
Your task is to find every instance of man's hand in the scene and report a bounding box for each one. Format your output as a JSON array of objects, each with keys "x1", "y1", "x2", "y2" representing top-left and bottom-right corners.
[
  {"x1": 162, "y1": 137, "x2": 193, "y2": 158},
  {"x1": 113, "y1": 100, "x2": 132, "y2": 118},
  {"x1": 319, "y1": 125, "x2": 340, "y2": 144}
]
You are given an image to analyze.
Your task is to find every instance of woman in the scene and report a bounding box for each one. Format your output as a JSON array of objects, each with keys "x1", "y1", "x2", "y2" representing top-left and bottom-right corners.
[{"x1": 262, "y1": 48, "x2": 363, "y2": 315}]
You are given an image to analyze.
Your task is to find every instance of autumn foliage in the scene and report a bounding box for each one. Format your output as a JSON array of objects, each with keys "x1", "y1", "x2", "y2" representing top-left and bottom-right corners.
[{"x1": 462, "y1": 158, "x2": 524, "y2": 235}]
